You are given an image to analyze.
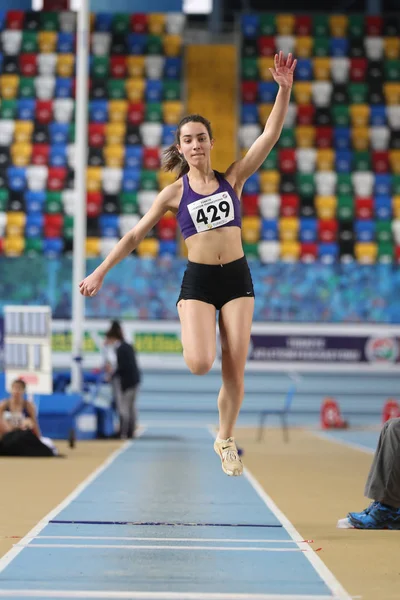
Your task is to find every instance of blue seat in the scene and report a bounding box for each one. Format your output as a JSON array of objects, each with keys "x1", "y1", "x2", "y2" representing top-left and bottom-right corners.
[
  {"x1": 296, "y1": 58, "x2": 313, "y2": 81},
  {"x1": 355, "y1": 220, "x2": 375, "y2": 242},
  {"x1": 0, "y1": 11, "x2": 5, "y2": 31},
  {"x1": 375, "y1": 194, "x2": 392, "y2": 220},
  {"x1": 241, "y1": 103, "x2": 259, "y2": 125},
  {"x1": 243, "y1": 172, "x2": 260, "y2": 194},
  {"x1": 261, "y1": 218, "x2": 278, "y2": 241},
  {"x1": 89, "y1": 100, "x2": 108, "y2": 123},
  {"x1": 0, "y1": 53, "x2": 3, "y2": 75},
  {"x1": 258, "y1": 82, "x2": 276, "y2": 103},
  {"x1": 258, "y1": 382, "x2": 296, "y2": 442},
  {"x1": 159, "y1": 240, "x2": 177, "y2": 256},
  {"x1": 164, "y1": 57, "x2": 182, "y2": 79},
  {"x1": 25, "y1": 213, "x2": 44, "y2": 238},
  {"x1": 370, "y1": 105, "x2": 387, "y2": 126},
  {"x1": 333, "y1": 127, "x2": 351, "y2": 150},
  {"x1": 125, "y1": 146, "x2": 143, "y2": 169},
  {"x1": 241, "y1": 14, "x2": 260, "y2": 38},
  {"x1": 127, "y1": 33, "x2": 147, "y2": 55},
  {"x1": 49, "y1": 144, "x2": 67, "y2": 167},
  {"x1": 49, "y1": 123, "x2": 69, "y2": 145},
  {"x1": 299, "y1": 217, "x2": 317, "y2": 242},
  {"x1": 319, "y1": 243, "x2": 339, "y2": 262},
  {"x1": 57, "y1": 32, "x2": 74, "y2": 53},
  {"x1": 374, "y1": 174, "x2": 392, "y2": 195},
  {"x1": 44, "y1": 238, "x2": 64, "y2": 257},
  {"x1": 55, "y1": 77, "x2": 73, "y2": 98},
  {"x1": 162, "y1": 124, "x2": 176, "y2": 146},
  {"x1": 335, "y1": 150, "x2": 353, "y2": 173},
  {"x1": 99, "y1": 214, "x2": 119, "y2": 237},
  {"x1": 145, "y1": 80, "x2": 163, "y2": 103},
  {"x1": 122, "y1": 168, "x2": 141, "y2": 192},
  {"x1": 330, "y1": 38, "x2": 349, "y2": 57},
  {"x1": 17, "y1": 99, "x2": 35, "y2": 120},
  {"x1": 7, "y1": 167, "x2": 26, "y2": 192},
  {"x1": 25, "y1": 190, "x2": 45, "y2": 213},
  {"x1": 95, "y1": 12, "x2": 113, "y2": 32}
]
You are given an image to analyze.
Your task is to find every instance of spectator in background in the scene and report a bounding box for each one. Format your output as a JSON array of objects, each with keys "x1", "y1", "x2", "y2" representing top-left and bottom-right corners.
[
  {"x1": 104, "y1": 321, "x2": 141, "y2": 439},
  {"x1": 0, "y1": 379, "x2": 41, "y2": 438}
]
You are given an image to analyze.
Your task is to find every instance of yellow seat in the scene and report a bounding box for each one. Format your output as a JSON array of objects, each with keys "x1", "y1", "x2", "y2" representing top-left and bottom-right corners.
[
  {"x1": 11, "y1": 142, "x2": 32, "y2": 167},
  {"x1": 103, "y1": 144, "x2": 125, "y2": 168},
  {"x1": 315, "y1": 195, "x2": 337, "y2": 220},
  {"x1": 87, "y1": 167, "x2": 102, "y2": 192},
  {"x1": 389, "y1": 151, "x2": 400, "y2": 175},
  {"x1": 105, "y1": 123, "x2": 126, "y2": 146},
  {"x1": 384, "y1": 37, "x2": 400, "y2": 60},
  {"x1": 108, "y1": 100, "x2": 128, "y2": 123},
  {"x1": 276, "y1": 14, "x2": 295, "y2": 35},
  {"x1": 6, "y1": 212, "x2": 26, "y2": 236},
  {"x1": 4, "y1": 236, "x2": 25, "y2": 256},
  {"x1": 316, "y1": 149, "x2": 335, "y2": 171},
  {"x1": 384, "y1": 83, "x2": 400, "y2": 105},
  {"x1": 163, "y1": 101, "x2": 183, "y2": 125},
  {"x1": 242, "y1": 216, "x2": 261, "y2": 244},
  {"x1": 279, "y1": 217, "x2": 299, "y2": 242},
  {"x1": 57, "y1": 54, "x2": 75, "y2": 78},
  {"x1": 355, "y1": 242, "x2": 377, "y2": 264},
  {"x1": 126, "y1": 78, "x2": 145, "y2": 102},
  {"x1": 260, "y1": 171, "x2": 280, "y2": 194},
  {"x1": 258, "y1": 103, "x2": 273, "y2": 124},
  {"x1": 293, "y1": 82, "x2": 312, "y2": 105},
  {"x1": 86, "y1": 237, "x2": 100, "y2": 257},
  {"x1": 126, "y1": 57, "x2": 145, "y2": 79},
  {"x1": 351, "y1": 126, "x2": 369, "y2": 151},
  {"x1": 295, "y1": 36, "x2": 313, "y2": 58},
  {"x1": 258, "y1": 57, "x2": 275, "y2": 81},
  {"x1": 280, "y1": 241, "x2": 301, "y2": 261},
  {"x1": 148, "y1": 13, "x2": 165, "y2": 35},
  {"x1": 296, "y1": 126, "x2": 316, "y2": 148},
  {"x1": 158, "y1": 171, "x2": 176, "y2": 189},
  {"x1": 329, "y1": 15, "x2": 348, "y2": 37},
  {"x1": 313, "y1": 58, "x2": 331, "y2": 81},
  {"x1": 137, "y1": 237, "x2": 159, "y2": 257},
  {"x1": 349, "y1": 104, "x2": 370, "y2": 127},
  {"x1": 393, "y1": 196, "x2": 400, "y2": 219},
  {"x1": 163, "y1": 34, "x2": 182, "y2": 57},
  {"x1": 0, "y1": 75, "x2": 19, "y2": 100},
  {"x1": 14, "y1": 121, "x2": 34, "y2": 143},
  {"x1": 38, "y1": 32, "x2": 57, "y2": 53}
]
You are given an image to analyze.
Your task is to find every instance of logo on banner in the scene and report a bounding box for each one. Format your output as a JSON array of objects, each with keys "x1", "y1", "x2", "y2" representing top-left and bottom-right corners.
[{"x1": 365, "y1": 337, "x2": 399, "y2": 363}]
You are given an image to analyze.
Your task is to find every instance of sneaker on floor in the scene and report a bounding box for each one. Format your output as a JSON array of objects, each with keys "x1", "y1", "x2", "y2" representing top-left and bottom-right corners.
[
  {"x1": 214, "y1": 437, "x2": 243, "y2": 476},
  {"x1": 347, "y1": 502, "x2": 400, "y2": 530}
]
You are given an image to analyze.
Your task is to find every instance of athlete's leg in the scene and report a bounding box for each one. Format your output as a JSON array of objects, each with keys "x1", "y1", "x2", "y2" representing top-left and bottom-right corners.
[{"x1": 177, "y1": 299, "x2": 217, "y2": 375}]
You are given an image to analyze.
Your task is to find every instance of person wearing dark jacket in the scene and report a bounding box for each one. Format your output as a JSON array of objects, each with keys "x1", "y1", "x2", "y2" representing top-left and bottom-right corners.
[{"x1": 105, "y1": 321, "x2": 141, "y2": 439}]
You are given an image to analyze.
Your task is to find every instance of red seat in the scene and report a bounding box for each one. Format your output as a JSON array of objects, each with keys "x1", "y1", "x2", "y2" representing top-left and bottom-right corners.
[
  {"x1": 350, "y1": 58, "x2": 367, "y2": 82},
  {"x1": 241, "y1": 81, "x2": 258, "y2": 103},
  {"x1": 131, "y1": 14, "x2": 148, "y2": 33},
  {"x1": 315, "y1": 127, "x2": 333, "y2": 149},
  {"x1": 301, "y1": 242, "x2": 318, "y2": 261},
  {"x1": 279, "y1": 149, "x2": 296, "y2": 173},
  {"x1": 87, "y1": 192, "x2": 103, "y2": 217},
  {"x1": 32, "y1": 144, "x2": 50, "y2": 166},
  {"x1": 47, "y1": 167, "x2": 67, "y2": 192},
  {"x1": 280, "y1": 194, "x2": 299, "y2": 217},
  {"x1": 257, "y1": 36, "x2": 275, "y2": 57},
  {"x1": 318, "y1": 219, "x2": 338, "y2": 242},
  {"x1": 110, "y1": 56, "x2": 127, "y2": 79},
  {"x1": 143, "y1": 147, "x2": 160, "y2": 170},
  {"x1": 89, "y1": 123, "x2": 106, "y2": 148},
  {"x1": 19, "y1": 54, "x2": 37, "y2": 77},
  {"x1": 295, "y1": 16, "x2": 312, "y2": 36},
  {"x1": 297, "y1": 104, "x2": 315, "y2": 125},
  {"x1": 6, "y1": 10, "x2": 24, "y2": 30},
  {"x1": 127, "y1": 102, "x2": 145, "y2": 125},
  {"x1": 372, "y1": 151, "x2": 390, "y2": 173},
  {"x1": 366, "y1": 16, "x2": 383, "y2": 36},
  {"x1": 396, "y1": 246, "x2": 400, "y2": 264},
  {"x1": 242, "y1": 194, "x2": 259, "y2": 216},
  {"x1": 35, "y1": 100, "x2": 53, "y2": 125},
  {"x1": 44, "y1": 214, "x2": 63, "y2": 238},
  {"x1": 355, "y1": 197, "x2": 374, "y2": 220},
  {"x1": 157, "y1": 216, "x2": 177, "y2": 241},
  {"x1": 0, "y1": 238, "x2": 3, "y2": 254}
]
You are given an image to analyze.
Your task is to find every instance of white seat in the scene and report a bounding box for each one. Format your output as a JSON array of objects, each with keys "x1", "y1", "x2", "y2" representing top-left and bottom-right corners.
[
  {"x1": 138, "y1": 190, "x2": 157, "y2": 215},
  {"x1": 259, "y1": 194, "x2": 280, "y2": 219},
  {"x1": 369, "y1": 126, "x2": 390, "y2": 150},
  {"x1": 53, "y1": 99, "x2": 74, "y2": 123},
  {"x1": 296, "y1": 148, "x2": 316, "y2": 173},
  {"x1": 139, "y1": 123, "x2": 163, "y2": 147},
  {"x1": 62, "y1": 190, "x2": 76, "y2": 215},
  {"x1": 387, "y1": 106, "x2": 400, "y2": 129},
  {"x1": 100, "y1": 238, "x2": 120, "y2": 257},
  {"x1": 145, "y1": 56, "x2": 165, "y2": 80},
  {"x1": 275, "y1": 35, "x2": 295, "y2": 55},
  {"x1": 392, "y1": 220, "x2": 400, "y2": 244},
  {"x1": 34, "y1": 76, "x2": 56, "y2": 100},
  {"x1": 102, "y1": 167, "x2": 123, "y2": 194},
  {"x1": 26, "y1": 166, "x2": 48, "y2": 191},
  {"x1": 0, "y1": 212, "x2": 7, "y2": 237},
  {"x1": 239, "y1": 124, "x2": 261, "y2": 148},
  {"x1": 119, "y1": 214, "x2": 141, "y2": 236},
  {"x1": 259, "y1": 241, "x2": 280, "y2": 263},
  {"x1": 315, "y1": 171, "x2": 337, "y2": 196},
  {"x1": 1, "y1": 30, "x2": 22, "y2": 55},
  {"x1": 284, "y1": 103, "x2": 297, "y2": 128},
  {"x1": 37, "y1": 53, "x2": 57, "y2": 76},
  {"x1": 59, "y1": 11, "x2": 76, "y2": 33},
  {"x1": 0, "y1": 120, "x2": 15, "y2": 145},
  {"x1": 331, "y1": 58, "x2": 350, "y2": 83},
  {"x1": 364, "y1": 37, "x2": 384, "y2": 60},
  {"x1": 66, "y1": 144, "x2": 76, "y2": 169},
  {"x1": 351, "y1": 171, "x2": 374, "y2": 197},
  {"x1": 311, "y1": 82, "x2": 333, "y2": 107},
  {"x1": 91, "y1": 33, "x2": 111, "y2": 57},
  {"x1": 166, "y1": 13, "x2": 186, "y2": 35}
]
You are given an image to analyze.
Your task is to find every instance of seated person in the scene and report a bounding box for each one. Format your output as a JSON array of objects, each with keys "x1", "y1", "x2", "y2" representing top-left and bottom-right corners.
[
  {"x1": 0, "y1": 379, "x2": 40, "y2": 439},
  {"x1": 338, "y1": 417, "x2": 400, "y2": 529}
]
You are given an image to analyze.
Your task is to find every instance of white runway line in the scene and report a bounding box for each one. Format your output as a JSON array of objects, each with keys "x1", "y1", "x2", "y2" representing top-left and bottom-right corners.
[
  {"x1": 0, "y1": 591, "x2": 360, "y2": 600},
  {"x1": 13, "y1": 543, "x2": 306, "y2": 552},
  {"x1": 20, "y1": 536, "x2": 309, "y2": 543},
  {"x1": 310, "y1": 431, "x2": 375, "y2": 454}
]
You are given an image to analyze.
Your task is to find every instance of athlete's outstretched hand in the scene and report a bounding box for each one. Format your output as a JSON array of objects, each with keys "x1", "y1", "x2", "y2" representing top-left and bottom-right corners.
[
  {"x1": 269, "y1": 51, "x2": 297, "y2": 89},
  {"x1": 79, "y1": 270, "x2": 104, "y2": 297}
]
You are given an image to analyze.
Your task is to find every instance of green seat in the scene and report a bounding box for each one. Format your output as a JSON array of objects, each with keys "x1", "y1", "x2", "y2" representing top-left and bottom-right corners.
[
  {"x1": 337, "y1": 174, "x2": 352, "y2": 196},
  {"x1": 348, "y1": 83, "x2": 368, "y2": 104},
  {"x1": 120, "y1": 192, "x2": 139, "y2": 214},
  {"x1": 353, "y1": 151, "x2": 371, "y2": 171},
  {"x1": 45, "y1": 192, "x2": 63, "y2": 214},
  {"x1": 296, "y1": 173, "x2": 315, "y2": 197},
  {"x1": 337, "y1": 195, "x2": 354, "y2": 220},
  {"x1": 107, "y1": 79, "x2": 126, "y2": 100},
  {"x1": 384, "y1": 60, "x2": 400, "y2": 82},
  {"x1": 313, "y1": 37, "x2": 330, "y2": 57},
  {"x1": 69, "y1": 123, "x2": 75, "y2": 143},
  {"x1": 112, "y1": 14, "x2": 130, "y2": 34},
  {"x1": 261, "y1": 148, "x2": 277, "y2": 170},
  {"x1": 0, "y1": 189, "x2": 9, "y2": 211},
  {"x1": 278, "y1": 128, "x2": 296, "y2": 148},
  {"x1": 145, "y1": 102, "x2": 163, "y2": 122},
  {"x1": 40, "y1": 12, "x2": 59, "y2": 31},
  {"x1": 242, "y1": 57, "x2": 258, "y2": 80},
  {"x1": 163, "y1": 80, "x2": 181, "y2": 101},
  {"x1": 259, "y1": 14, "x2": 275, "y2": 35},
  {"x1": 313, "y1": 15, "x2": 329, "y2": 37},
  {"x1": 21, "y1": 32, "x2": 38, "y2": 53},
  {"x1": 243, "y1": 242, "x2": 259, "y2": 258},
  {"x1": 332, "y1": 105, "x2": 350, "y2": 127},
  {"x1": 140, "y1": 170, "x2": 158, "y2": 191},
  {"x1": 348, "y1": 15, "x2": 364, "y2": 39},
  {"x1": 92, "y1": 56, "x2": 110, "y2": 79},
  {"x1": 0, "y1": 99, "x2": 17, "y2": 119},
  {"x1": 378, "y1": 241, "x2": 393, "y2": 262},
  {"x1": 19, "y1": 77, "x2": 35, "y2": 98},
  {"x1": 376, "y1": 221, "x2": 392, "y2": 243},
  {"x1": 63, "y1": 215, "x2": 74, "y2": 240},
  {"x1": 25, "y1": 238, "x2": 43, "y2": 256},
  {"x1": 393, "y1": 175, "x2": 400, "y2": 195},
  {"x1": 146, "y1": 34, "x2": 163, "y2": 55}
]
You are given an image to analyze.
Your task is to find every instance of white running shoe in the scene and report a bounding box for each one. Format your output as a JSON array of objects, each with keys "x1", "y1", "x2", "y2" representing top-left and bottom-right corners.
[{"x1": 214, "y1": 437, "x2": 243, "y2": 476}]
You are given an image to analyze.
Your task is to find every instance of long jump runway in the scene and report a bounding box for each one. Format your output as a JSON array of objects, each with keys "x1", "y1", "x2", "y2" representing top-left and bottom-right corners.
[{"x1": 0, "y1": 426, "x2": 352, "y2": 600}]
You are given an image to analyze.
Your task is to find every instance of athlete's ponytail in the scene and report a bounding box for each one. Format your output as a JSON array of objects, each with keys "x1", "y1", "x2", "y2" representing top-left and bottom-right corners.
[{"x1": 162, "y1": 114, "x2": 213, "y2": 179}]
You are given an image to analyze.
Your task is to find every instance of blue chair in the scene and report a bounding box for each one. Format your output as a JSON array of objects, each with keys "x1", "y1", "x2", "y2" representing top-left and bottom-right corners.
[
  {"x1": 25, "y1": 190, "x2": 45, "y2": 213},
  {"x1": 122, "y1": 168, "x2": 141, "y2": 192},
  {"x1": 25, "y1": 213, "x2": 44, "y2": 238},
  {"x1": 258, "y1": 82, "x2": 276, "y2": 103},
  {"x1": 243, "y1": 172, "x2": 260, "y2": 194},
  {"x1": 159, "y1": 240, "x2": 178, "y2": 256},
  {"x1": 95, "y1": 12, "x2": 113, "y2": 32},
  {"x1": 0, "y1": 11, "x2": 5, "y2": 31},
  {"x1": 330, "y1": 38, "x2": 349, "y2": 57},
  {"x1": 125, "y1": 146, "x2": 143, "y2": 169},
  {"x1": 127, "y1": 33, "x2": 147, "y2": 55},
  {"x1": 49, "y1": 123, "x2": 69, "y2": 145},
  {"x1": 145, "y1": 80, "x2": 163, "y2": 103},
  {"x1": 49, "y1": 144, "x2": 67, "y2": 167},
  {"x1": 296, "y1": 58, "x2": 313, "y2": 81},
  {"x1": 57, "y1": 32, "x2": 74, "y2": 53},
  {"x1": 17, "y1": 99, "x2": 36, "y2": 121},
  {"x1": 370, "y1": 105, "x2": 387, "y2": 126},
  {"x1": 261, "y1": 218, "x2": 278, "y2": 241},
  {"x1": 299, "y1": 217, "x2": 317, "y2": 242},
  {"x1": 241, "y1": 14, "x2": 260, "y2": 38},
  {"x1": 89, "y1": 100, "x2": 108, "y2": 123},
  {"x1": 335, "y1": 150, "x2": 353, "y2": 173},
  {"x1": 258, "y1": 383, "x2": 296, "y2": 442},
  {"x1": 43, "y1": 238, "x2": 64, "y2": 257},
  {"x1": 374, "y1": 174, "x2": 392, "y2": 195},
  {"x1": 241, "y1": 103, "x2": 259, "y2": 125},
  {"x1": 55, "y1": 77, "x2": 73, "y2": 98},
  {"x1": 99, "y1": 214, "x2": 119, "y2": 237},
  {"x1": 355, "y1": 219, "x2": 375, "y2": 242},
  {"x1": 375, "y1": 194, "x2": 392, "y2": 220},
  {"x1": 162, "y1": 124, "x2": 176, "y2": 146},
  {"x1": 164, "y1": 57, "x2": 182, "y2": 79},
  {"x1": 0, "y1": 52, "x2": 4, "y2": 74},
  {"x1": 7, "y1": 167, "x2": 26, "y2": 192},
  {"x1": 319, "y1": 243, "x2": 339, "y2": 262},
  {"x1": 333, "y1": 127, "x2": 351, "y2": 150}
]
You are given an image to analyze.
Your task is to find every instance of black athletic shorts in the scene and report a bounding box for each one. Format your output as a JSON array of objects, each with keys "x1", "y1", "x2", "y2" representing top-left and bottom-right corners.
[{"x1": 177, "y1": 255, "x2": 255, "y2": 311}]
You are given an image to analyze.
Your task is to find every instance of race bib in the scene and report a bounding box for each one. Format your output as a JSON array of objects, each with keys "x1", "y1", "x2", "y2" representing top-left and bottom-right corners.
[{"x1": 188, "y1": 191, "x2": 234, "y2": 233}]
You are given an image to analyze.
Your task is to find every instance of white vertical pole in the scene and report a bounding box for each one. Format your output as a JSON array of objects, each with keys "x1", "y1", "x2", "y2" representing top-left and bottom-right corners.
[{"x1": 71, "y1": 0, "x2": 89, "y2": 392}]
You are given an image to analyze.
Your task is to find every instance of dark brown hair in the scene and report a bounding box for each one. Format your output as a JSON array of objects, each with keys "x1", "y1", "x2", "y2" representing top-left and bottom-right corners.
[
  {"x1": 105, "y1": 320, "x2": 124, "y2": 342},
  {"x1": 162, "y1": 114, "x2": 213, "y2": 179},
  {"x1": 12, "y1": 379, "x2": 26, "y2": 390}
]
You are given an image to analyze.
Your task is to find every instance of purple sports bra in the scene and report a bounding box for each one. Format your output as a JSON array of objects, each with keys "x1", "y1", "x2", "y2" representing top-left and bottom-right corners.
[{"x1": 176, "y1": 170, "x2": 242, "y2": 240}]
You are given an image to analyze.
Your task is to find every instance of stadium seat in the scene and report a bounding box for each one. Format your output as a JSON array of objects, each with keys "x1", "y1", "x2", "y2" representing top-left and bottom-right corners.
[
  {"x1": 355, "y1": 241, "x2": 377, "y2": 263},
  {"x1": 259, "y1": 240, "x2": 280, "y2": 263}
]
